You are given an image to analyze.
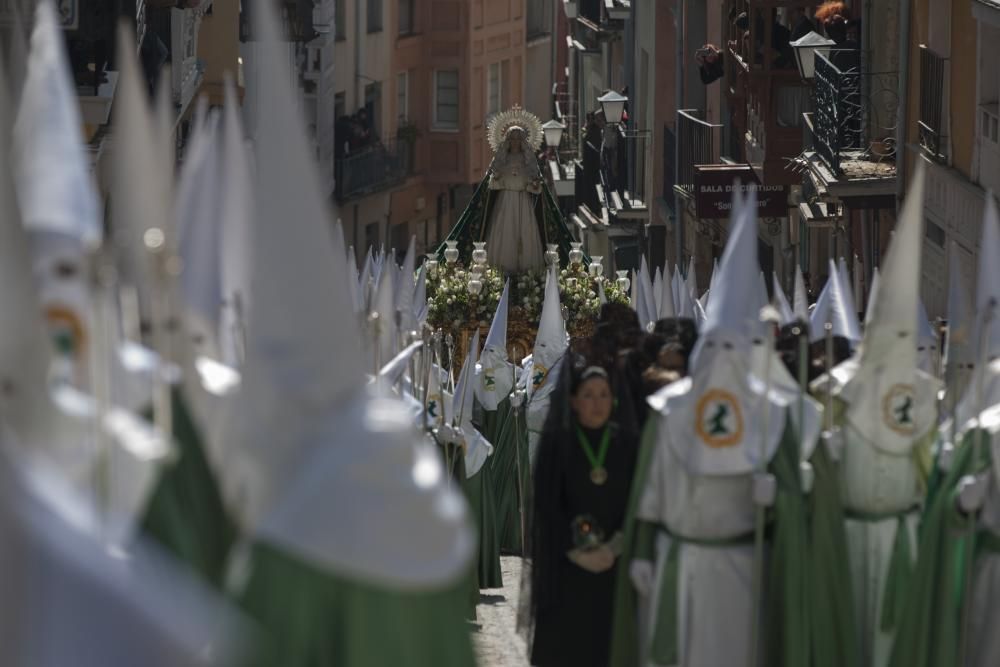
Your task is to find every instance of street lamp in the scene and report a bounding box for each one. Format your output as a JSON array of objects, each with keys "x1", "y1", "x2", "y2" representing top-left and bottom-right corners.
[
  {"x1": 597, "y1": 90, "x2": 628, "y2": 125},
  {"x1": 542, "y1": 119, "x2": 566, "y2": 150},
  {"x1": 791, "y1": 31, "x2": 837, "y2": 80}
]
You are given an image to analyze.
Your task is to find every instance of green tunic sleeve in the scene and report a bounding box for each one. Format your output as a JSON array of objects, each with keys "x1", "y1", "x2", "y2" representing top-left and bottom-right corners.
[
  {"x1": 240, "y1": 542, "x2": 477, "y2": 667},
  {"x1": 139, "y1": 388, "x2": 236, "y2": 588},
  {"x1": 763, "y1": 418, "x2": 810, "y2": 667},
  {"x1": 806, "y1": 441, "x2": 860, "y2": 667}
]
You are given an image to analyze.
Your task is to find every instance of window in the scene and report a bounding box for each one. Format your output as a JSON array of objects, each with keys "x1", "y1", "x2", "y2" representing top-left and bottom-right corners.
[
  {"x1": 918, "y1": 45, "x2": 947, "y2": 161},
  {"x1": 487, "y1": 63, "x2": 501, "y2": 116},
  {"x1": 526, "y1": 0, "x2": 551, "y2": 40},
  {"x1": 434, "y1": 70, "x2": 459, "y2": 129},
  {"x1": 397, "y1": 71, "x2": 409, "y2": 126},
  {"x1": 925, "y1": 219, "x2": 946, "y2": 248},
  {"x1": 368, "y1": 0, "x2": 382, "y2": 33},
  {"x1": 335, "y1": 0, "x2": 345, "y2": 40},
  {"x1": 398, "y1": 0, "x2": 415, "y2": 35},
  {"x1": 983, "y1": 105, "x2": 1000, "y2": 145}
]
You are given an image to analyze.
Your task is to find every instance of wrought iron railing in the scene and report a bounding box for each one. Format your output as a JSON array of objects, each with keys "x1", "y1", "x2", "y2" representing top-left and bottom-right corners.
[
  {"x1": 676, "y1": 109, "x2": 721, "y2": 192},
  {"x1": 813, "y1": 52, "x2": 898, "y2": 176},
  {"x1": 918, "y1": 44, "x2": 946, "y2": 161},
  {"x1": 335, "y1": 139, "x2": 412, "y2": 201}
]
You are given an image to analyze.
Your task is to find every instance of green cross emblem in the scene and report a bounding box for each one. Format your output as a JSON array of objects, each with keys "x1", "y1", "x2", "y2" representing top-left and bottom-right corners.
[
  {"x1": 428, "y1": 400, "x2": 438, "y2": 419},
  {"x1": 894, "y1": 396, "x2": 913, "y2": 425},
  {"x1": 484, "y1": 374, "x2": 496, "y2": 389},
  {"x1": 532, "y1": 370, "x2": 545, "y2": 388},
  {"x1": 708, "y1": 404, "x2": 730, "y2": 435}
]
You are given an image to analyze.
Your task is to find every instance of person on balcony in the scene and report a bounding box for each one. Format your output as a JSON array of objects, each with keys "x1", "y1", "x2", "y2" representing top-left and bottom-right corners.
[
  {"x1": 816, "y1": 1, "x2": 861, "y2": 71},
  {"x1": 696, "y1": 44, "x2": 725, "y2": 85},
  {"x1": 482, "y1": 110, "x2": 546, "y2": 273}
]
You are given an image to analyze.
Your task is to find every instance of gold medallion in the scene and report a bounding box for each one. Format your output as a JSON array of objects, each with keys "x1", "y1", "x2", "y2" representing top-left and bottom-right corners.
[{"x1": 590, "y1": 467, "x2": 608, "y2": 486}]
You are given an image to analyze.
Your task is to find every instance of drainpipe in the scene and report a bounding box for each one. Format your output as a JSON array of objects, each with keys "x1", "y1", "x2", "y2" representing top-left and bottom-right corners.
[
  {"x1": 895, "y1": 0, "x2": 912, "y2": 214},
  {"x1": 673, "y1": 0, "x2": 685, "y2": 267}
]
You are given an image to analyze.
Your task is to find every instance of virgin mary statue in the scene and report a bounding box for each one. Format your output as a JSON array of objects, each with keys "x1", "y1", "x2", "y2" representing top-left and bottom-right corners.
[{"x1": 438, "y1": 107, "x2": 578, "y2": 273}]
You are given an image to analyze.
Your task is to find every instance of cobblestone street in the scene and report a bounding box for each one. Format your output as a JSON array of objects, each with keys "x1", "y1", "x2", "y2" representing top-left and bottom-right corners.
[{"x1": 473, "y1": 557, "x2": 529, "y2": 666}]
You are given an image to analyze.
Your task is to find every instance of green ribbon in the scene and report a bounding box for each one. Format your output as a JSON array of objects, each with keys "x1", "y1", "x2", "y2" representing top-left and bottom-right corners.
[
  {"x1": 649, "y1": 528, "x2": 756, "y2": 665},
  {"x1": 575, "y1": 425, "x2": 611, "y2": 476}
]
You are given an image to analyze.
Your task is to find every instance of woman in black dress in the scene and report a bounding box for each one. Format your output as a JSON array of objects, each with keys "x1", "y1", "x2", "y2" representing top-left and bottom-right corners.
[{"x1": 526, "y1": 353, "x2": 639, "y2": 667}]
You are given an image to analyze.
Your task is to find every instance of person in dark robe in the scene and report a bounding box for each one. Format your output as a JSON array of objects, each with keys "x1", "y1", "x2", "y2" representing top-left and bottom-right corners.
[{"x1": 526, "y1": 354, "x2": 640, "y2": 667}]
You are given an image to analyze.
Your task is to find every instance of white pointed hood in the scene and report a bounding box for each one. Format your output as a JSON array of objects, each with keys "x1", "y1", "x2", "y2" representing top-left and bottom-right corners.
[
  {"x1": 176, "y1": 107, "x2": 223, "y2": 359},
  {"x1": 685, "y1": 255, "x2": 699, "y2": 303},
  {"x1": 838, "y1": 256, "x2": 859, "y2": 325},
  {"x1": 228, "y1": 0, "x2": 471, "y2": 588},
  {"x1": 396, "y1": 236, "x2": 417, "y2": 331},
  {"x1": 837, "y1": 163, "x2": 940, "y2": 454},
  {"x1": 705, "y1": 258, "x2": 720, "y2": 308},
  {"x1": 809, "y1": 260, "x2": 862, "y2": 345},
  {"x1": 773, "y1": 274, "x2": 795, "y2": 326},
  {"x1": 660, "y1": 188, "x2": 789, "y2": 475},
  {"x1": 12, "y1": 0, "x2": 101, "y2": 247},
  {"x1": 455, "y1": 329, "x2": 492, "y2": 476},
  {"x1": 658, "y1": 262, "x2": 676, "y2": 318},
  {"x1": 653, "y1": 267, "x2": 663, "y2": 317},
  {"x1": 639, "y1": 256, "x2": 657, "y2": 330},
  {"x1": 793, "y1": 264, "x2": 809, "y2": 324},
  {"x1": 346, "y1": 247, "x2": 362, "y2": 314},
  {"x1": 944, "y1": 241, "x2": 974, "y2": 402},
  {"x1": 371, "y1": 266, "x2": 398, "y2": 369},
  {"x1": 0, "y1": 70, "x2": 90, "y2": 484},
  {"x1": 477, "y1": 280, "x2": 515, "y2": 411},
  {"x1": 528, "y1": 266, "x2": 567, "y2": 398},
  {"x1": 864, "y1": 267, "x2": 881, "y2": 325},
  {"x1": 216, "y1": 79, "x2": 254, "y2": 369},
  {"x1": 675, "y1": 271, "x2": 696, "y2": 320},
  {"x1": 412, "y1": 264, "x2": 428, "y2": 326}
]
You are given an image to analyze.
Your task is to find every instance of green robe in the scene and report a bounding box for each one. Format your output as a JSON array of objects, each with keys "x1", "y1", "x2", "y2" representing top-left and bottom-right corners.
[
  {"x1": 239, "y1": 542, "x2": 478, "y2": 667},
  {"x1": 887, "y1": 430, "x2": 993, "y2": 667},
  {"x1": 461, "y1": 462, "x2": 503, "y2": 590},
  {"x1": 139, "y1": 388, "x2": 236, "y2": 588},
  {"x1": 610, "y1": 416, "x2": 854, "y2": 666},
  {"x1": 480, "y1": 397, "x2": 529, "y2": 554}
]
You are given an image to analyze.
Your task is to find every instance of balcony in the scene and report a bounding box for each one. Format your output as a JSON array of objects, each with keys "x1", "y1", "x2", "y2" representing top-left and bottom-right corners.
[
  {"x1": 335, "y1": 139, "x2": 412, "y2": 202},
  {"x1": 808, "y1": 53, "x2": 897, "y2": 181},
  {"x1": 171, "y1": 4, "x2": 211, "y2": 115},
  {"x1": 918, "y1": 44, "x2": 947, "y2": 162},
  {"x1": 674, "y1": 109, "x2": 722, "y2": 198}
]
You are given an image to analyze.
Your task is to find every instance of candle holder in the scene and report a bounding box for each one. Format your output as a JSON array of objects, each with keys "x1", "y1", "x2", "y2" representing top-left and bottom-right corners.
[
  {"x1": 615, "y1": 270, "x2": 630, "y2": 293},
  {"x1": 468, "y1": 277, "x2": 483, "y2": 296},
  {"x1": 444, "y1": 240, "x2": 460, "y2": 264},
  {"x1": 544, "y1": 243, "x2": 560, "y2": 267},
  {"x1": 472, "y1": 242, "x2": 488, "y2": 269},
  {"x1": 425, "y1": 258, "x2": 439, "y2": 278},
  {"x1": 568, "y1": 242, "x2": 584, "y2": 266},
  {"x1": 588, "y1": 255, "x2": 604, "y2": 277}
]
